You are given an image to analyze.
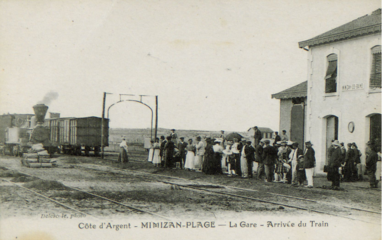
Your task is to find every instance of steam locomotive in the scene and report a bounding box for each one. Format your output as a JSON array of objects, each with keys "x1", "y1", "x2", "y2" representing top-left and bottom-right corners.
[{"x1": 0, "y1": 104, "x2": 109, "y2": 157}]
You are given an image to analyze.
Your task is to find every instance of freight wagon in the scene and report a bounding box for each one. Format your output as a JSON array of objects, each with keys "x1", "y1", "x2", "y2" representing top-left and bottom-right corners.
[{"x1": 45, "y1": 117, "x2": 109, "y2": 156}]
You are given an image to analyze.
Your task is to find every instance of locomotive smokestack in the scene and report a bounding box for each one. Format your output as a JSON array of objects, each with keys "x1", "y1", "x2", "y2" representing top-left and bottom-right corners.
[{"x1": 33, "y1": 104, "x2": 48, "y2": 124}]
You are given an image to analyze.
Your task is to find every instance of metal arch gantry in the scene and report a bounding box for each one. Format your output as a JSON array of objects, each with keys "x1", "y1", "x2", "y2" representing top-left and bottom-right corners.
[{"x1": 101, "y1": 92, "x2": 158, "y2": 159}]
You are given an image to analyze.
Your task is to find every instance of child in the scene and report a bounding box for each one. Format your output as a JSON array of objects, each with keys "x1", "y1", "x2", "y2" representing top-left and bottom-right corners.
[{"x1": 297, "y1": 155, "x2": 306, "y2": 186}]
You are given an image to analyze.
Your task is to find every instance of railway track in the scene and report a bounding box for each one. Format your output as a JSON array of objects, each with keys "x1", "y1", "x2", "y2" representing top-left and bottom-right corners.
[
  {"x1": 102, "y1": 155, "x2": 382, "y2": 193},
  {"x1": 0, "y1": 168, "x2": 172, "y2": 221},
  {"x1": 0, "y1": 177, "x2": 99, "y2": 219},
  {"x1": 2, "y1": 162, "x2": 380, "y2": 224},
  {"x1": 72, "y1": 164, "x2": 381, "y2": 224}
]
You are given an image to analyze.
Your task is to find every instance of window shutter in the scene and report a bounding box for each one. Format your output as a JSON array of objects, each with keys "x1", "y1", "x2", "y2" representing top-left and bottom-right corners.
[
  {"x1": 325, "y1": 60, "x2": 337, "y2": 80},
  {"x1": 325, "y1": 54, "x2": 338, "y2": 93},
  {"x1": 370, "y1": 51, "x2": 381, "y2": 88}
]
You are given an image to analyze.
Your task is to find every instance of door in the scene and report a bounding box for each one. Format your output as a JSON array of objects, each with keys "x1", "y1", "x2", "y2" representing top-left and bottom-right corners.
[
  {"x1": 326, "y1": 116, "x2": 338, "y2": 164},
  {"x1": 290, "y1": 105, "x2": 305, "y2": 147},
  {"x1": 370, "y1": 114, "x2": 381, "y2": 144}
]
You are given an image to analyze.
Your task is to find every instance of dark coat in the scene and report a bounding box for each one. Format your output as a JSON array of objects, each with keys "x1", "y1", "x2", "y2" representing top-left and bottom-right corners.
[
  {"x1": 328, "y1": 145, "x2": 335, "y2": 159},
  {"x1": 328, "y1": 147, "x2": 342, "y2": 168},
  {"x1": 345, "y1": 148, "x2": 354, "y2": 164},
  {"x1": 255, "y1": 145, "x2": 263, "y2": 163},
  {"x1": 177, "y1": 142, "x2": 188, "y2": 156},
  {"x1": 262, "y1": 145, "x2": 276, "y2": 165},
  {"x1": 164, "y1": 141, "x2": 175, "y2": 159},
  {"x1": 353, "y1": 149, "x2": 361, "y2": 164},
  {"x1": 244, "y1": 145, "x2": 255, "y2": 161},
  {"x1": 254, "y1": 129, "x2": 262, "y2": 140},
  {"x1": 274, "y1": 135, "x2": 281, "y2": 144},
  {"x1": 366, "y1": 150, "x2": 378, "y2": 172},
  {"x1": 160, "y1": 140, "x2": 167, "y2": 157},
  {"x1": 304, "y1": 147, "x2": 315, "y2": 168},
  {"x1": 236, "y1": 142, "x2": 243, "y2": 153}
]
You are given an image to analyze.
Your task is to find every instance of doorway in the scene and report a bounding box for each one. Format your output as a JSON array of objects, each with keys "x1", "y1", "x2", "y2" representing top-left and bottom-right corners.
[
  {"x1": 290, "y1": 104, "x2": 305, "y2": 147},
  {"x1": 325, "y1": 115, "x2": 338, "y2": 164},
  {"x1": 370, "y1": 114, "x2": 381, "y2": 143}
]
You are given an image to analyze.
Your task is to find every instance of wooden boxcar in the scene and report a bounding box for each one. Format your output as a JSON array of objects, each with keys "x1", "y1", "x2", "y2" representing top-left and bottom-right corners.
[{"x1": 46, "y1": 117, "x2": 109, "y2": 156}]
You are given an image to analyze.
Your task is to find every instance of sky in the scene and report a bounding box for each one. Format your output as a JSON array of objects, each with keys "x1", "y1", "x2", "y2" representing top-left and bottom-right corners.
[{"x1": 0, "y1": 0, "x2": 380, "y2": 132}]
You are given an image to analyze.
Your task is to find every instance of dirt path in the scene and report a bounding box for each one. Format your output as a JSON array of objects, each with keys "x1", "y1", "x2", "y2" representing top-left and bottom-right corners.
[{"x1": 0, "y1": 154, "x2": 380, "y2": 224}]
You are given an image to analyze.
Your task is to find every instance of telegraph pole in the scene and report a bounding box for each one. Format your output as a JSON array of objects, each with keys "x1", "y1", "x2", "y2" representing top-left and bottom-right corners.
[
  {"x1": 101, "y1": 92, "x2": 106, "y2": 159},
  {"x1": 155, "y1": 95, "x2": 158, "y2": 139}
]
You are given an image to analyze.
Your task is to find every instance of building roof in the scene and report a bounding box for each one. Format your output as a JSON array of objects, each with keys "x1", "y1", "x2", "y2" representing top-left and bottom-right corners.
[
  {"x1": 299, "y1": 9, "x2": 381, "y2": 48},
  {"x1": 271, "y1": 81, "x2": 307, "y2": 100},
  {"x1": 258, "y1": 127, "x2": 273, "y2": 133}
]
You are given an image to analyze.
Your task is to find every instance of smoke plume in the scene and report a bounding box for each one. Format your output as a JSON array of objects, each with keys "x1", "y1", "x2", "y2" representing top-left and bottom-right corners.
[{"x1": 38, "y1": 91, "x2": 59, "y2": 105}]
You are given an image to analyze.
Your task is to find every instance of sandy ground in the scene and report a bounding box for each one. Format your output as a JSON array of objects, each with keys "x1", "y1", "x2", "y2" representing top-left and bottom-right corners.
[{"x1": 0, "y1": 152, "x2": 381, "y2": 240}]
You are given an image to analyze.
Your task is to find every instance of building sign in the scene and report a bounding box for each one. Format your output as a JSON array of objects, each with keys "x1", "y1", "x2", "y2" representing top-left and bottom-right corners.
[{"x1": 342, "y1": 83, "x2": 364, "y2": 91}]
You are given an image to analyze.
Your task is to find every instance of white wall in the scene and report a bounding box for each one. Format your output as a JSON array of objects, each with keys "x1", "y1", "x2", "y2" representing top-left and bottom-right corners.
[{"x1": 306, "y1": 33, "x2": 381, "y2": 173}]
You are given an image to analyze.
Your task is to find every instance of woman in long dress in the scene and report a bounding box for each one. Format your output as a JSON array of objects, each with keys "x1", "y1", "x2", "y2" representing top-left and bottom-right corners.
[
  {"x1": 152, "y1": 138, "x2": 161, "y2": 167},
  {"x1": 148, "y1": 140, "x2": 154, "y2": 162},
  {"x1": 202, "y1": 138, "x2": 215, "y2": 174},
  {"x1": 184, "y1": 139, "x2": 196, "y2": 170},
  {"x1": 118, "y1": 138, "x2": 129, "y2": 167},
  {"x1": 194, "y1": 136, "x2": 205, "y2": 171},
  {"x1": 212, "y1": 139, "x2": 224, "y2": 174},
  {"x1": 240, "y1": 140, "x2": 249, "y2": 178}
]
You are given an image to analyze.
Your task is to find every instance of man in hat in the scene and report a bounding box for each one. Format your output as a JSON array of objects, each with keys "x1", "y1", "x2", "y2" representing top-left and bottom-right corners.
[
  {"x1": 177, "y1": 137, "x2": 188, "y2": 169},
  {"x1": 244, "y1": 140, "x2": 256, "y2": 178},
  {"x1": 253, "y1": 126, "x2": 262, "y2": 146},
  {"x1": 255, "y1": 140, "x2": 265, "y2": 180},
  {"x1": 289, "y1": 142, "x2": 304, "y2": 186},
  {"x1": 273, "y1": 132, "x2": 281, "y2": 146},
  {"x1": 159, "y1": 136, "x2": 167, "y2": 167},
  {"x1": 366, "y1": 143, "x2": 379, "y2": 188},
  {"x1": 343, "y1": 143, "x2": 355, "y2": 182},
  {"x1": 304, "y1": 141, "x2": 315, "y2": 188},
  {"x1": 262, "y1": 140, "x2": 276, "y2": 182},
  {"x1": 170, "y1": 129, "x2": 178, "y2": 145},
  {"x1": 327, "y1": 140, "x2": 342, "y2": 190},
  {"x1": 280, "y1": 130, "x2": 289, "y2": 141},
  {"x1": 164, "y1": 136, "x2": 175, "y2": 168}
]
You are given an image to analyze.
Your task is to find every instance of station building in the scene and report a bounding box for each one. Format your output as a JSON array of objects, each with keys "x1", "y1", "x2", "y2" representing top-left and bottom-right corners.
[{"x1": 273, "y1": 9, "x2": 381, "y2": 173}]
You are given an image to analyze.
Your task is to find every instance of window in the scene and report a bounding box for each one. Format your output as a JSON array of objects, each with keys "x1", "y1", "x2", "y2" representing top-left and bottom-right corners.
[
  {"x1": 370, "y1": 45, "x2": 381, "y2": 88},
  {"x1": 325, "y1": 54, "x2": 337, "y2": 93}
]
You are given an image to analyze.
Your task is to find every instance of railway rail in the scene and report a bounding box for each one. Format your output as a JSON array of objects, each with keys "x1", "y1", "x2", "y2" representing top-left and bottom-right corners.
[
  {"x1": 71, "y1": 164, "x2": 381, "y2": 224},
  {"x1": 2, "y1": 161, "x2": 380, "y2": 224},
  {"x1": 0, "y1": 168, "x2": 172, "y2": 221},
  {"x1": 102, "y1": 154, "x2": 382, "y2": 193}
]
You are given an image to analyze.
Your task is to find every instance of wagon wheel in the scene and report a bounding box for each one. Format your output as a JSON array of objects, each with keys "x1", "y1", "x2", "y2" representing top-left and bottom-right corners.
[
  {"x1": 76, "y1": 147, "x2": 82, "y2": 156},
  {"x1": 84, "y1": 146, "x2": 90, "y2": 157},
  {"x1": 94, "y1": 147, "x2": 100, "y2": 157}
]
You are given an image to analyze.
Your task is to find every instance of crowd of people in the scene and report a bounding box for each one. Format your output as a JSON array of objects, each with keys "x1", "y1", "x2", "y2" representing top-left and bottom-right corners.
[{"x1": 119, "y1": 128, "x2": 381, "y2": 190}]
